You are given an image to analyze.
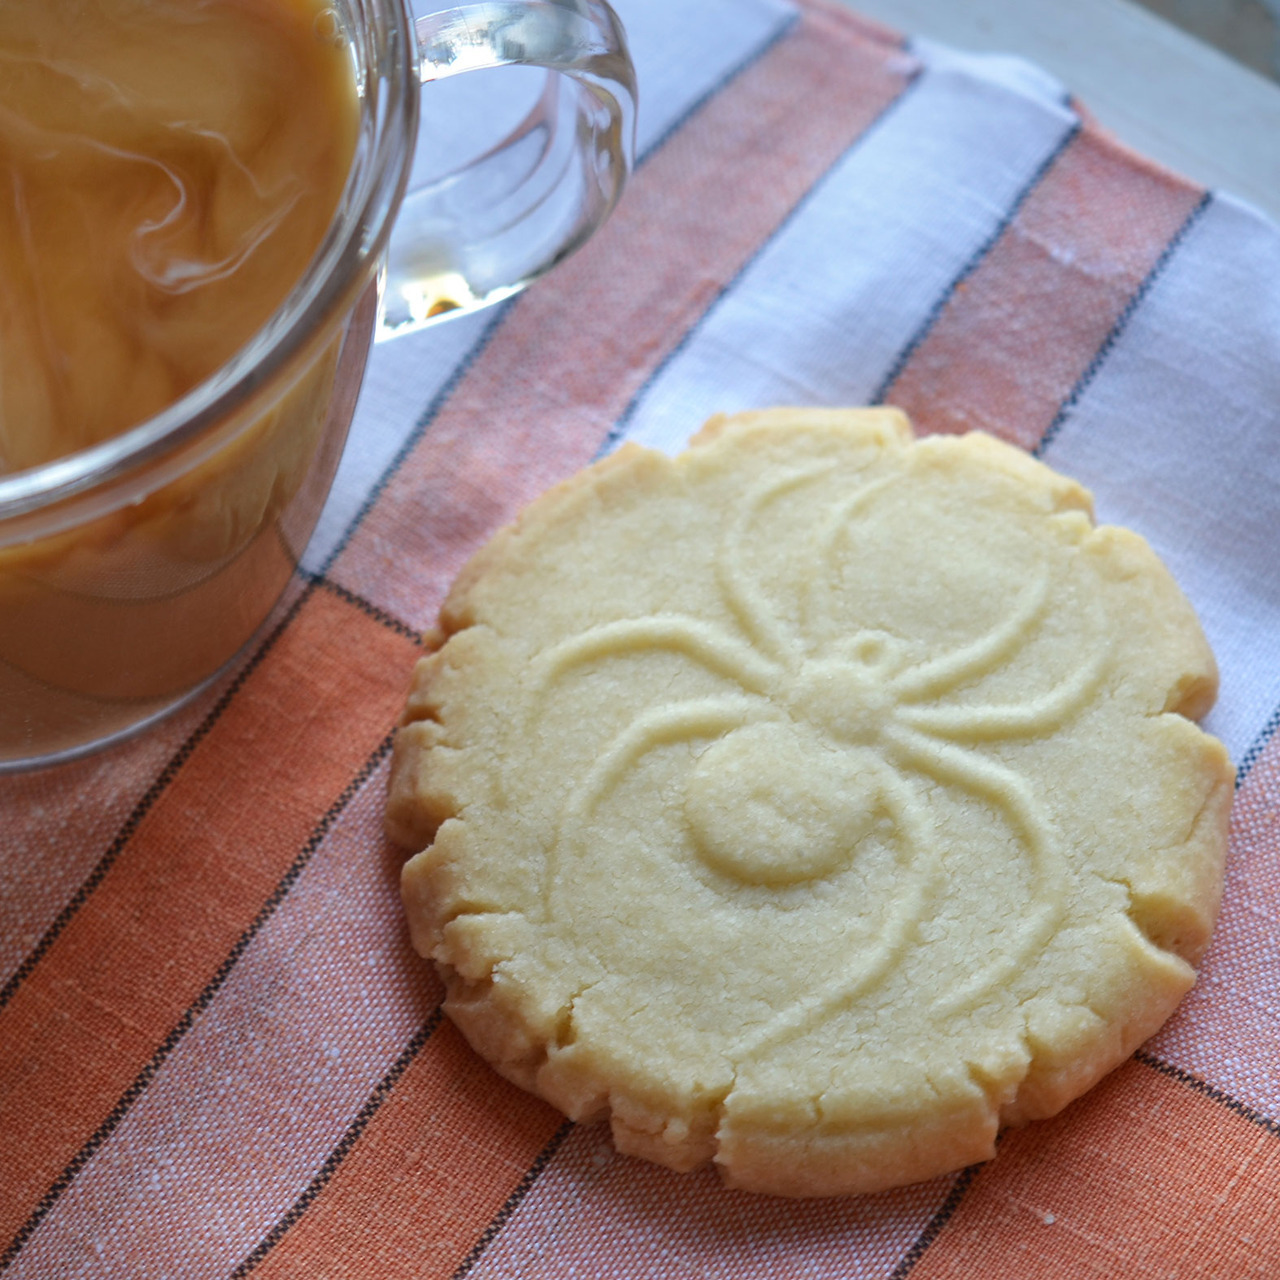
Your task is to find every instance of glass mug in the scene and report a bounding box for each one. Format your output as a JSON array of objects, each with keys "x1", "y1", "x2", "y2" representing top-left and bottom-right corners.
[{"x1": 0, "y1": 0, "x2": 636, "y2": 770}]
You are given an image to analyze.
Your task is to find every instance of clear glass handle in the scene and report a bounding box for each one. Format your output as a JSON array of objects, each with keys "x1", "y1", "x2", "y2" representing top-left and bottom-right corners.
[{"x1": 378, "y1": 0, "x2": 637, "y2": 338}]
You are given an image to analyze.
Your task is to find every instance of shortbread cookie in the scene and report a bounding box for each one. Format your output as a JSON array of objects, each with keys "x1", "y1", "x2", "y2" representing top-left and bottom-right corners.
[{"x1": 388, "y1": 408, "x2": 1233, "y2": 1197}]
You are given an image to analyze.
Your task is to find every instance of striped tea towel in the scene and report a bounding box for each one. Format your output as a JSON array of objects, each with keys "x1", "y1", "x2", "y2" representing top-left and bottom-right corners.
[{"x1": 3, "y1": 0, "x2": 1280, "y2": 1275}]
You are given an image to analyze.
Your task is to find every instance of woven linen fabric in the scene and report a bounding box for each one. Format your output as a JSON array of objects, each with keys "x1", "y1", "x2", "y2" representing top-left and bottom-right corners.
[{"x1": 4, "y1": 0, "x2": 1280, "y2": 1275}]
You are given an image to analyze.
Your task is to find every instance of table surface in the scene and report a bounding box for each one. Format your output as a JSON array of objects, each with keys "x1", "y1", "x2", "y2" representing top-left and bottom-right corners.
[{"x1": 851, "y1": 0, "x2": 1280, "y2": 221}]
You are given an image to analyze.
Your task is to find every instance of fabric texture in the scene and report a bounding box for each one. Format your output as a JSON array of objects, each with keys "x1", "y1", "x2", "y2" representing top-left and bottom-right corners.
[{"x1": 3, "y1": 0, "x2": 1279, "y2": 1275}]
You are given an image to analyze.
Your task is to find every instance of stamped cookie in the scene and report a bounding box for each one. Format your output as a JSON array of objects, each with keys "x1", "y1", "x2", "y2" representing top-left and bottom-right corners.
[{"x1": 388, "y1": 408, "x2": 1233, "y2": 1197}]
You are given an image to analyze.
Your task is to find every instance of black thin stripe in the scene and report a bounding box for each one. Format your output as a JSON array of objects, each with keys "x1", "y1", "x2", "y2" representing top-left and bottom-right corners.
[
  {"x1": 0, "y1": 734, "x2": 396, "y2": 1272},
  {"x1": 311, "y1": 573, "x2": 420, "y2": 643},
  {"x1": 1035, "y1": 189, "x2": 1214, "y2": 458},
  {"x1": 596, "y1": 67, "x2": 927, "y2": 461},
  {"x1": 887, "y1": 1163, "x2": 984, "y2": 1280},
  {"x1": 448, "y1": 1120, "x2": 576, "y2": 1280},
  {"x1": 872, "y1": 118, "x2": 1082, "y2": 406},
  {"x1": 315, "y1": 4, "x2": 802, "y2": 575},
  {"x1": 230, "y1": 1011, "x2": 446, "y2": 1278},
  {"x1": 1234, "y1": 698, "x2": 1280, "y2": 790},
  {"x1": 1135, "y1": 1050, "x2": 1280, "y2": 1137}
]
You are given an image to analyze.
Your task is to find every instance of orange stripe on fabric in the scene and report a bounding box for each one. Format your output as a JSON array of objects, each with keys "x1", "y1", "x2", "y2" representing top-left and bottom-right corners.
[
  {"x1": 330, "y1": 4, "x2": 915, "y2": 630},
  {"x1": 248, "y1": 1021, "x2": 562, "y2": 1280},
  {"x1": 0, "y1": 587, "x2": 418, "y2": 1247},
  {"x1": 885, "y1": 126, "x2": 1205, "y2": 449},
  {"x1": 909, "y1": 1060, "x2": 1280, "y2": 1279}
]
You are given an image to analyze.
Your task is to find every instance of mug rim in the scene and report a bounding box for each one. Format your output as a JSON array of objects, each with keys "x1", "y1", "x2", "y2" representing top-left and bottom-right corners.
[{"x1": 0, "y1": 0, "x2": 420, "y2": 524}]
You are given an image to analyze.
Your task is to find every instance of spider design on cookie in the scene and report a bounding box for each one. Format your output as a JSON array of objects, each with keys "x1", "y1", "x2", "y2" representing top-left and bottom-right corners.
[
  {"x1": 534, "y1": 462, "x2": 1106, "y2": 1040},
  {"x1": 391, "y1": 408, "x2": 1232, "y2": 1197}
]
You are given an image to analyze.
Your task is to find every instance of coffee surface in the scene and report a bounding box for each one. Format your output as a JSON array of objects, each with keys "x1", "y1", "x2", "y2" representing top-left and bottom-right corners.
[{"x1": 0, "y1": 0, "x2": 359, "y2": 473}]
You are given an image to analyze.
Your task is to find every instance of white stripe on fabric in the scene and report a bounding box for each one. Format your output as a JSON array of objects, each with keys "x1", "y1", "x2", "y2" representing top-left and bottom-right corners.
[
  {"x1": 300, "y1": 0, "x2": 797, "y2": 575},
  {"x1": 1040, "y1": 194, "x2": 1280, "y2": 768},
  {"x1": 617, "y1": 55, "x2": 1076, "y2": 456}
]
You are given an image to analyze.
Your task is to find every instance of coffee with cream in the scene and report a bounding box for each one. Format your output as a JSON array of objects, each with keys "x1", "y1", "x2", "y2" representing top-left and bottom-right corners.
[
  {"x1": 0, "y1": 0, "x2": 363, "y2": 762},
  {"x1": 0, "y1": 0, "x2": 359, "y2": 471}
]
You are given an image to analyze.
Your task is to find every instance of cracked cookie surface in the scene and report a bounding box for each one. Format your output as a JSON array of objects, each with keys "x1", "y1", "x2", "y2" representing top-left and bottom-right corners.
[{"x1": 388, "y1": 407, "x2": 1233, "y2": 1197}]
